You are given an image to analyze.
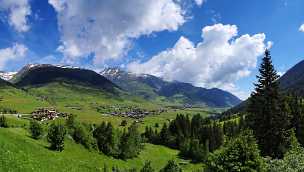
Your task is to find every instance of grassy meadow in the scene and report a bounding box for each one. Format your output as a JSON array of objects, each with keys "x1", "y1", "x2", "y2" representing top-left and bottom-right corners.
[{"x1": 0, "y1": 118, "x2": 203, "y2": 171}]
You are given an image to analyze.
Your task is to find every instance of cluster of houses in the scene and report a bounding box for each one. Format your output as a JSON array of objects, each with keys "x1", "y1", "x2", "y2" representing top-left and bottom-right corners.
[
  {"x1": 31, "y1": 108, "x2": 67, "y2": 121},
  {"x1": 100, "y1": 105, "x2": 167, "y2": 119}
]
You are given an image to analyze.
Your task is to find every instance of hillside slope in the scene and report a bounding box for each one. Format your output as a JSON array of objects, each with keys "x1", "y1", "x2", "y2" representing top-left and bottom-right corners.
[
  {"x1": 0, "y1": 77, "x2": 50, "y2": 113},
  {"x1": 278, "y1": 60, "x2": 304, "y2": 96},
  {"x1": 7, "y1": 64, "x2": 155, "y2": 118},
  {"x1": 101, "y1": 68, "x2": 241, "y2": 107},
  {"x1": 0, "y1": 128, "x2": 202, "y2": 171},
  {"x1": 12, "y1": 64, "x2": 119, "y2": 92}
]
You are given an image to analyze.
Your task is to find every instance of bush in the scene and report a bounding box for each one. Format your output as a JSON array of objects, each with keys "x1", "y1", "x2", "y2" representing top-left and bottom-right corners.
[
  {"x1": 119, "y1": 123, "x2": 143, "y2": 159},
  {"x1": 29, "y1": 120, "x2": 43, "y2": 139},
  {"x1": 93, "y1": 122, "x2": 120, "y2": 157},
  {"x1": 0, "y1": 115, "x2": 8, "y2": 128},
  {"x1": 72, "y1": 123, "x2": 95, "y2": 150},
  {"x1": 120, "y1": 120, "x2": 128, "y2": 126},
  {"x1": 267, "y1": 130, "x2": 304, "y2": 172},
  {"x1": 66, "y1": 114, "x2": 76, "y2": 129},
  {"x1": 47, "y1": 122, "x2": 66, "y2": 151},
  {"x1": 160, "y1": 160, "x2": 182, "y2": 172},
  {"x1": 140, "y1": 161, "x2": 155, "y2": 172},
  {"x1": 205, "y1": 130, "x2": 267, "y2": 172}
]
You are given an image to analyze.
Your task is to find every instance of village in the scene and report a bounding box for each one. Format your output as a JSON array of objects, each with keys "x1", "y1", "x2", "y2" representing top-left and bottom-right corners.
[
  {"x1": 31, "y1": 107, "x2": 68, "y2": 121},
  {"x1": 96, "y1": 105, "x2": 167, "y2": 119},
  {"x1": 29, "y1": 105, "x2": 167, "y2": 122}
]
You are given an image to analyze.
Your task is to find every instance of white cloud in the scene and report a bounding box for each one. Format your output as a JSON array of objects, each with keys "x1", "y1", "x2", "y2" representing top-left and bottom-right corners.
[
  {"x1": 0, "y1": 0, "x2": 31, "y2": 32},
  {"x1": 194, "y1": 0, "x2": 204, "y2": 6},
  {"x1": 0, "y1": 43, "x2": 28, "y2": 70},
  {"x1": 267, "y1": 41, "x2": 273, "y2": 49},
  {"x1": 299, "y1": 24, "x2": 304, "y2": 32},
  {"x1": 128, "y1": 24, "x2": 267, "y2": 98},
  {"x1": 48, "y1": 0, "x2": 187, "y2": 65}
]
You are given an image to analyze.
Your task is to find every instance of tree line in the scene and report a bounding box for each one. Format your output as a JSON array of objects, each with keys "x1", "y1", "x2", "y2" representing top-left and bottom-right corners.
[{"x1": 143, "y1": 114, "x2": 225, "y2": 162}]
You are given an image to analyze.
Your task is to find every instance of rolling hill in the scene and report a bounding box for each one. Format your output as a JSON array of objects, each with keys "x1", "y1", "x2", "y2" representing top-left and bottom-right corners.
[
  {"x1": 0, "y1": 77, "x2": 50, "y2": 113},
  {"x1": 101, "y1": 68, "x2": 241, "y2": 107}
]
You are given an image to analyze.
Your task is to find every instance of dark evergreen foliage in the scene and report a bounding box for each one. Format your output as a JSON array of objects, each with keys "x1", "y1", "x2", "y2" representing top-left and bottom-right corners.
[
  {"x1": 247, "y1": 50, "x2": 291, "y2": 158},
  {"x1": 289, "y1": 96, "x2": 304, "y2": 146},
  {"x1": 143, "y1": 114, "x2": 223, "y2": 162}
]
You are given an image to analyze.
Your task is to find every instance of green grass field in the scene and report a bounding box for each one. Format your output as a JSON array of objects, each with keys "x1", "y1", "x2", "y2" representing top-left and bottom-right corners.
[
  {"x1": 0, "y1": 83, "x2": 214, "y2": 131},
  {"x1": 0, "y1": 126, "x2": 203, "y2": 171},
  {"x1": 0, "y1": 82, "x2": 215, "y2": 171}
]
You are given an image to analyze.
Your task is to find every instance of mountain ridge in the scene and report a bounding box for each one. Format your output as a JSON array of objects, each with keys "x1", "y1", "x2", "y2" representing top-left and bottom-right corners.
[
  {"x1": 101, "y1": 67, "x2": 241, "y2": 107},
  {"x1": 11, "y1": 64, "x2": 120, "y2": 93}
]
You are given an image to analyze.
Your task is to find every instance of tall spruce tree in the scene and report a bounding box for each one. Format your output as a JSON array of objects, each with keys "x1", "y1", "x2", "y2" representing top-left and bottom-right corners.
[{"x1": 247, "y1": 49, "x2": 291, "y2": 158}]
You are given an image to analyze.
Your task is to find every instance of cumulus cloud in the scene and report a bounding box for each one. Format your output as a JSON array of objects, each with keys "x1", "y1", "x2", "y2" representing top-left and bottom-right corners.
[
  {"x1": 194, "y1": 0, "x2": 204, "y2": 6},
  {"x1": 48, "y1": 0, "x2": 187, "y2": 65},
  {"x1": 128, "y1": 24, "x2": 267, "y2": 99},
  {"x1": 0, "y1": 43, "x2": 28, "y2": 70},
  {"x1": 0, "y1": 0, "x2": 31, "y2": 32},
  {"x1": 299, "y1": 24, "x2": 304, "y2": 32}
]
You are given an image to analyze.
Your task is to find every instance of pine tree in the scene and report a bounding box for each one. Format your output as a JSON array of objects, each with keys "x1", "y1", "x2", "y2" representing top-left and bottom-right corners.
[{"x1": 247, "y1": 49, "x2": 291, "y2": 158}]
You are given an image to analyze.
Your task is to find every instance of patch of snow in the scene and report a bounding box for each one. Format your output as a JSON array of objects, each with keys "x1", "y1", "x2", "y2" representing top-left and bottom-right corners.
[{"x1": 0, "y1": 71, "x2": 17, "y2": 80}]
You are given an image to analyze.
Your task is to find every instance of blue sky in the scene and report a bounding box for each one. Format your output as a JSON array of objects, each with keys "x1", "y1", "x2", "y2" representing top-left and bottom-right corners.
[{"x1": 0, "y1": 0, "x2": 303, "y2": 99}]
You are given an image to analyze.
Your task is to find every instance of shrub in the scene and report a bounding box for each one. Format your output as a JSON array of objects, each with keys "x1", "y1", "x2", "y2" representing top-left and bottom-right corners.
[
  {"x1": 93, "y1": 122, "x2": 120, "y2": 157},
  {"x1": 72, "y1": 123, "x2": 95, "y2": 150},
  {"x1": 29, "y1": 120, "x2": 43, "y2": 139},
  {"x1": 120, "y1": 120, "x2": 128, "y2": 127},
  {"x1": 267, "y1": 130, "x2": 304, "y2": 172},
  {"x1": 47, "y1": 122, "x2": 66, "y2": 151},
  {"x1": 119, "y1": 123, "x2": 143, "y2": 159},
  {"x1": 160, "y1": 160, "x2": 182, "y2": 172},
  {"x1": 140, "y1": 161, "x2": 155, "y2": 172},
  {"x1": 0, "y1": 115, "x2": 8, "y2": 128},
  {"x1": 205, "y1": 130, "x2": 267, "y2": 172}
]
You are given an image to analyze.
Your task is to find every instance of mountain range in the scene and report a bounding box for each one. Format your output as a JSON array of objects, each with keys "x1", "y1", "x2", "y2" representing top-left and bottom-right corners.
[
  {"x1": 101, "y1": 68, "x2": 241, "y2": 107},
  {"x1": 0, "y1": 64, "x2": 241, "y2": 111}
]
